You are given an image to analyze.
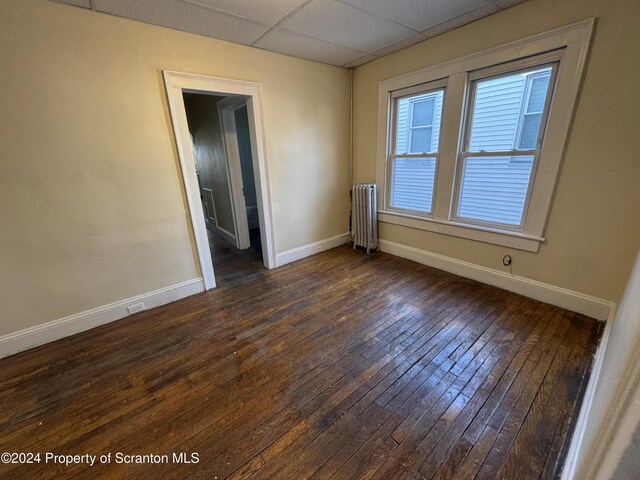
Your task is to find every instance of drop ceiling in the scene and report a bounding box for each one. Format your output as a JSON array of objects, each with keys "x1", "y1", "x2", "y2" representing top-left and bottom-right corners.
[{"x1": 50, "y1": 0, "x2": 527, "y2": 68}]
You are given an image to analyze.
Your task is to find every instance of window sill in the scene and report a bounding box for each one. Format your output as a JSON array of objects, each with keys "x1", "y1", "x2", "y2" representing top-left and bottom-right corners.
[{"x1": 378, "y1": 211, "x2": 544, "y2": 252}]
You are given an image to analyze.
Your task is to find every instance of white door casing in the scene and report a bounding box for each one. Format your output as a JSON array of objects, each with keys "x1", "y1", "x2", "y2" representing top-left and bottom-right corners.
[{"x1": 163, "y1": 71, "x2": 276, "y2": 289}]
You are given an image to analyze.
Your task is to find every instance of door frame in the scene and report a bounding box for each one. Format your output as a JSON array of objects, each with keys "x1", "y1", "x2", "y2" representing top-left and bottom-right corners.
[
  {"x1": 218, "y1": 96, "x2": 251, "y2": 250},
  {"x1": 163, "y1": 71, "x2": 276, "y2": 289}
]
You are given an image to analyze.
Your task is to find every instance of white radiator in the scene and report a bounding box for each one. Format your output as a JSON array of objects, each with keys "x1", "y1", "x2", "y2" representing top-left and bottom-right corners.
[{"x1": 351, "y1": 183, "x2": 378, "y2": 254}]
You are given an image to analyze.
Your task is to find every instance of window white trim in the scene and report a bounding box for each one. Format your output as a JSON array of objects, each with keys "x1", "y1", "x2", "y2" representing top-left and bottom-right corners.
[{"x1": 376, "y1": 19, "x2": 594, "y2": 252}]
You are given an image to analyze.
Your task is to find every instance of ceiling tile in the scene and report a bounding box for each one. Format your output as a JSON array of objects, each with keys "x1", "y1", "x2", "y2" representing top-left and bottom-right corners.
[
  {"x1": 278, "y1": 0, "x2": 416, "y2": 53},
  {"x1": 342, "y1": 53, "x2": 378, "y2": 68},
  {"x1": 94, "y1": 0, "x2": 270, "y2": 45},
  {"x1": 50, "y1": 0, "x2": 92, "y2": 8},
  {"x1": 182, "y1": 0, "x2": 310, "y2": 27},
  {"x1": 423, "y1": 2, "x2": 499, "y2": 38},
  {"x1": 254, "y1": 28, "x2": 365, "y2": 66},
  {"x1": 373, "y1": 32, "x2": 427, "y2": 57},
  {"x1": 339, "y1": 0, "x2": 492, "y2": 32},
  {"x1": 492, "y1": 0, "x2": 528, "y2": 8},
  {"x1": 50, "y1": 0, "x2": 522, "y2": 67}
]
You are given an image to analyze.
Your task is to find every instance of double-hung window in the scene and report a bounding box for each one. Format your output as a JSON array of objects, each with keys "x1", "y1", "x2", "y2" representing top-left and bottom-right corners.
[
  {"x1": 454, "y1": 63, "x2": 557, "y2": 229},
  {"x1": 389, "y1": 83, "x2": 445, "y2": 215},
  {"x1": 377, "y1": 20, "x2": 593, "y2": 252}
]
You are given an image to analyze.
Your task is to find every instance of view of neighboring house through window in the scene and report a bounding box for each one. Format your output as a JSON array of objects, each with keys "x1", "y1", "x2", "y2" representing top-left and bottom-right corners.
[
  {"x1": 376, "y1": 22, "x2": 592, "y2": 252},
  {"x1": 389, "y1": 87, "x2": 444, "y2": 214},
  {"x1": 455, "y1": 65, "x2": 555, "y2": 228}
]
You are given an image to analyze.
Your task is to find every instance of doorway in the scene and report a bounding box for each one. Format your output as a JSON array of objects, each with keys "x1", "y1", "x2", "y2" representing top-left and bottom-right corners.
[
  {"x1": 163, "y1": 72, "x2": 275, "y2": 290},
  {"x1": 182, "y1": 92, "x2": 263, "y2": 286}
]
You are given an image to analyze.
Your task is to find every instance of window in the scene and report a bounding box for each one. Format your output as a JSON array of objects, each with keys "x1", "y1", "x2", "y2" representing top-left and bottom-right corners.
[
  {"x1": 454, "y1": 64, "x2": 556, "y2": 228},
  {"x1": 389, "y1": 85, "x2": 445, "y2": 214},
  {"x1": 376, "y1": 20, "x2": 593, "y2": 252}
]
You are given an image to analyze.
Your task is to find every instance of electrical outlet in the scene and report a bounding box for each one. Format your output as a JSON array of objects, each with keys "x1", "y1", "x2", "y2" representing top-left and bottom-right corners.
[{"x1": 127, "y1": 303, "x2": 145, "y2": 315}]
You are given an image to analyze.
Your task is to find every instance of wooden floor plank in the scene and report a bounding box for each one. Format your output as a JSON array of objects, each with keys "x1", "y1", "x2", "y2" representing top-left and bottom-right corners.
[
  {"x1": 286, "y1": 285, "x2": 499, "y2": 480},
  {"x1": 474, "y1": 312, "x2": 573, "y2": 480},
  {"x1": 0, "y1": 241, "x2": 602, "y2": 480},
  {"x1": 327, "y1": 299, "x2": 522, "y2": 480}
]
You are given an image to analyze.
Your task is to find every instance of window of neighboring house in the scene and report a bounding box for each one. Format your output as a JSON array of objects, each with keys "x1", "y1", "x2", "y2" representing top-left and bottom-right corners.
[
  {"x1": 517, "y1": 71, "x2": 552, "y2": 149},
  {"x1": 408, "y1": 97, "x2": 436, "y2": 153},
  {"x1": 389, "y1": 85, "x2": 445, "y2": 214},
  {"x1": 376, "y1": 20, "x2": 593, "y2": 252}
]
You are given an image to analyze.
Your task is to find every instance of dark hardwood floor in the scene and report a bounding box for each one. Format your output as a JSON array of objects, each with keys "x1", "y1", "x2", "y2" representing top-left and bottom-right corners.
[
  {"x1": 0, "y1": 244, "x2": 602, "y2": 479},
  {"x1": 207, "y1": 228, "x2": 264, "y2": 288}
]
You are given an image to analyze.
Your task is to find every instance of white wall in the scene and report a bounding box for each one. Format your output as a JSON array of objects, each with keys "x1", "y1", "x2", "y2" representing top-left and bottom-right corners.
[{"x1": 571, "y1": 253, "x2": 640, "y2": 478}]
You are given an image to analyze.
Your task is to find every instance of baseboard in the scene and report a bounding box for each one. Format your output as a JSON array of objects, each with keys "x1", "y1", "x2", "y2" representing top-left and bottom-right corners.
[
  {"x1": 378, "y1": 239, "x2": 614, "y2": 320},
  {"x1": 276, "y1": 233, "x2": 349, "y2": 267},
  {"x1": 559, "y1": 306, "x2": 615, "y2": 480},
  {"x1": 0, "y1": 278, "x2": 205, "y2": 359}
]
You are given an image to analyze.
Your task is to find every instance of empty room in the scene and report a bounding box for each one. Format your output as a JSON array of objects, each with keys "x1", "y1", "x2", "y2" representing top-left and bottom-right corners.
[{"x1": 1, "y1": 0, "x2": 639, "y2": 479}]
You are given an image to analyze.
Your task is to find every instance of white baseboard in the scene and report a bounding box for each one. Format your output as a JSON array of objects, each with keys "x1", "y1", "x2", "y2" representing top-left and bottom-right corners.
[
  {"x1": 560, "y1": 306, "x2": 615, "y2": 480},
  {"x1": 0, "y1": 278, "x2": 204, "y2": 359},
  {"x1": 379, "y1": 239, "x2": 614, "y2": 320},
  {"x1": 276, "y1": 233, "x2": 349, "y2": 267}
]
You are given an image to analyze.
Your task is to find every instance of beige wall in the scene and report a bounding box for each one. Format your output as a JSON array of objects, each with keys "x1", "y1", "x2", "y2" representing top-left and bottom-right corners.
[
  {"x1": 184, "y1": 94, "x2": 235, "y2": 236},
  {"x1": 0, "y1": 0, "x2": 350, "y2": 335},
  {"x1": 353, "y1": 0, "x2": 640, "y2": 303}
]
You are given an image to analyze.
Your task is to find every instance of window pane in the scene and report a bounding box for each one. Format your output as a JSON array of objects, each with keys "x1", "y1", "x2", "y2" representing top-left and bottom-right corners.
[
  {"x1": 411, "y1": 99, "x2": 434, "y2": 126},
  {"x1": 518, "y1": 113, "x2": 542, "y2": 149},
  {"x1": 468, "y1": 66, "x2": 552, "y2": 152},
  {"x1": 390, "y1": 157, "x2": 435, "y2": 213},
  {"x1": 457, "y1": 155, "x2": 534, "y2": 226},
  {"x1": 527, "y1": 75, "x2": 549, "y2": 112},
  {"x1": 410, "y1": 126, "x2": 433, "y2": 153},
  {"x1": 395, "y1": 89, "x2": 444, "y2": 154}
]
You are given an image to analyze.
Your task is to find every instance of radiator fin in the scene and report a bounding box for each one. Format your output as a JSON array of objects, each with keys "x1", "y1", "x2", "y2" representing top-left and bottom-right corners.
[{"x1": 351, "y1": 184, "x2": 378, "y2": 254}]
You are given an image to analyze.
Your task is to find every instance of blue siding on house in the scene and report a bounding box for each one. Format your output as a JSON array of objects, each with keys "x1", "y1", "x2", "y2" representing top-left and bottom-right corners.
[
  {"x1": 391, "y1": 158, "x2": 435, "y2": 213},
  {"x1": 468, "y1": 75, "x2": 525, "y2": 152},
  {"x1": 458, "y1": 155, "x2": 534, "y2": 226},
  {"x1": 395, "y1": 102, "x2": 410, "y2": 154}
]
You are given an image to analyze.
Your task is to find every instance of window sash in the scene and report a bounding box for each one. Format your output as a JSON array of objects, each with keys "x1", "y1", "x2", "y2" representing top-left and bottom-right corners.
[
  {"x1": 451, "y1": 150, "x2": 540, "y2": 231},
  {"x1": 388, "y1": 153, "x2": 439, "y2": 216},
  {"x1": 463, "y1": 61, "x2": 558, "y2": 153}
]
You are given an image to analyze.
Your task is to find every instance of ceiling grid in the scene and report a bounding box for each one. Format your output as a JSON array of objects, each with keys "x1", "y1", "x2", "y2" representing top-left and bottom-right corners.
[{"x1": 50, "y1": 0, "x2": 528, "y2": 67}]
